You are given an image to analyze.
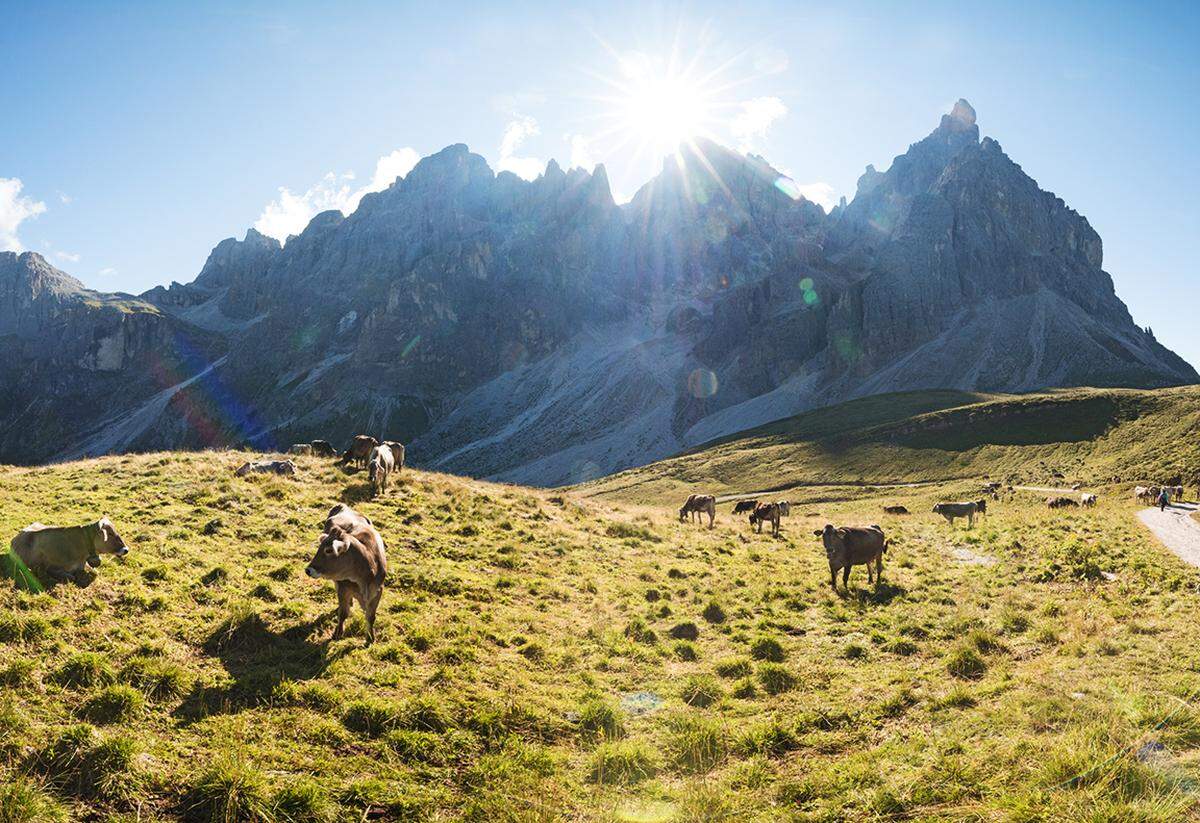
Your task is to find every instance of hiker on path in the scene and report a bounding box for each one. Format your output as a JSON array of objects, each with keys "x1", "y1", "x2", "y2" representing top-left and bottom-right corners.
[{"x1": 1159, "y1": 487, "x2": 1171, "y2": 511}]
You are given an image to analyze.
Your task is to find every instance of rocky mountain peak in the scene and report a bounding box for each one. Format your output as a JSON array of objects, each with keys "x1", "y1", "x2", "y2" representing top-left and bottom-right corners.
[{"x1": 942, "y1": 98, "x2": 977, "y2": 132}]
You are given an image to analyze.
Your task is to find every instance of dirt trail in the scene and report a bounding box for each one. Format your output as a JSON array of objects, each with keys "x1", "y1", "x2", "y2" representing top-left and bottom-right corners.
[{"x1": 1138, "y1": 502, "x2": 1200, "y2": 567}]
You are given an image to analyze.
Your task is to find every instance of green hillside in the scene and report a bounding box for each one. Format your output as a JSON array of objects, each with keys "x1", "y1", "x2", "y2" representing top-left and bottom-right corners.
[
  {"x1": 3, "y1": 450, "x2": 1200, "y2": 819},
  {"x1": 583, "y1": 386, "x2": 1200, "y2": 504}
]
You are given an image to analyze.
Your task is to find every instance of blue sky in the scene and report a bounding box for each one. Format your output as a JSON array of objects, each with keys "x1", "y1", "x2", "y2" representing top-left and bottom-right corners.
[{"x1": 2, "y1": 1, "x2": 1197, "y2": 366}]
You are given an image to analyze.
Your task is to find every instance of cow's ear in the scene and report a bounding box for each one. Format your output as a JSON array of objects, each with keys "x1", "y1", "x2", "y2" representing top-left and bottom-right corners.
[{"x1": 331, "y1": 539, "x2": 346, "y2": 555}]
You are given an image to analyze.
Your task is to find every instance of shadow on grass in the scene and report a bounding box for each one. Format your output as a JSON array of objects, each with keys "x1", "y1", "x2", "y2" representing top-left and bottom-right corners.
[
  {"x1": 340, "y1": 480, "x2": 377, "y2": 505},
  {"x1": 849, "y1": 580, "x2": 906, "y2": 605},
  {"x1": 0, "y1": 552, "x2": 97, "y2": 592},
  {"x1": 174, "y1": 612, "x2": 347, "y2": 722}
]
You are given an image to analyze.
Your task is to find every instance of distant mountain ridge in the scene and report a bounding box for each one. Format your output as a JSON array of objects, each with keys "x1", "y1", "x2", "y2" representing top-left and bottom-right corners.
[{"x1": 1, "y1": 99, "x2": 1193, "y2": 480}]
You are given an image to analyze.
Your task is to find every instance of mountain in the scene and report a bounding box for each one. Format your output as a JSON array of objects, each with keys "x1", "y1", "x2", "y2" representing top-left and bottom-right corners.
[{"x1": 1, "y1": 100, "x2": 1193, "y2": 480}]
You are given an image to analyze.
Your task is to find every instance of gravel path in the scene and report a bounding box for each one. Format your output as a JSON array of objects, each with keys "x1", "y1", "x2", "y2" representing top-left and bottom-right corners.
[{"x1": 1138, "y1": 502, "x2": 1200, "y2": 567}]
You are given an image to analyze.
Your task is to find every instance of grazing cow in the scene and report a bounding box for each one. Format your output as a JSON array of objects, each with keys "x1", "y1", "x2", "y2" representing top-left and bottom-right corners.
[
  {"x1": 324, "y1": 503, "x2": 372, "y2": 533},
  {"x1": 1169, "y1": 485, "x2": 1185, "y2": 502},
  {"x1": 11, "y1": 518, "x2": 129, "y2": 584},
  {"x1": 367, "y1": 444, "x2": 396, "y2": 497},
  {"x1": 814, "y1": 524, "x2": 887, "y2": 593},
  {"x1": 933, "y1": 501, "x2": 979, "y2": 528},
  {"x1": 882, "y1": 505, "x2": 910, "y2": 515},
  {"x1": 341, "y1": 435, "x2": 379, "y2": 469},
  {"x1": 982, "y1": 482, "x2": 1001, "y2": 494},
  {"x1": 678, "y1": 494, "x2": 717, "y2": 528},
  {"x1": 1046, "y1": 496, "x2": 1079, "y2": 509},
  {"x1": 731, "y1": 499, "x2": 758, "y2": 514},
  {"x1": 749, "y1": 502, "x2": 781, "y2": 535},
  {"x1": 1135, "y1": 485, "x2": 1160, "y2": 503},
  {"x1": 382, "y1": 441, "x2": 406, "y2": 473},
  {"x1": 289, "y1": 443, "x2": 313, "y2": 456},
  {"x1": 305, "y1": 520, "x2": 388, "y2": 645},
  {"x1": 1081, "y1": 493, "x2": 1098, "y2": 508},
  {"x1": 235, "y1": 459, "x2": 296, "y2": 477},
  {"x1": 310, "y1": 440, "x2": 337, "y2": 458}
]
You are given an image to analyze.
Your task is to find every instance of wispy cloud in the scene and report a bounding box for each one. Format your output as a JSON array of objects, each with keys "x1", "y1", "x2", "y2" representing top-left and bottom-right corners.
[
  {"x1": 58, "y1": 191, "x2": 73, "y2": 205},
  {"x1": 99, "y1": 267, "x2": 116, "y2": 276},
  {"x1": 254, "y1": 147, "x2": 421, "y2": 242},
  {"x1": 54, "y1": 250, "x2": 81, "y2": 264},
  {"x1": 0, "y1": 178, "x2": 47, "y2": 253},
  {"x1": 731, "y1": 96, "x2": 788, "y2": 152},
  {"x1": 497, "y1": 116, "x2": 543, "y2": 180},
  {"x1": 568, "y1": 134, "x2": 594, "y2": 171}
]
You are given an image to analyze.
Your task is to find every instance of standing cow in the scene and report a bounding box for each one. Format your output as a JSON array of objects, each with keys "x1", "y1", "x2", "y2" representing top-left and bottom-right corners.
[
  {"x1": 678, "y1": 494, "x2": 716, "y2": 529},
  {"x1": 341, "y1": 435, "x2": 379, "y2": 469},
  {"x1": 382, "y1": 441, "x2": 406, "y2": 474},
  {"x1": 305, "y1": 505, "x2": 387, "y2": 645},
  {"x1": 814, "y1": 524, "x2": 887, "y2": 593},
  {"x1": 310, "y1": 440, "x2": 338, "y2": 458},
  {"x1": 749, "y1": 502, "x2": 782, "y2": 535},
  {"x1": 933, "y1": 501, "x2": 979, "y2": 528},
  {"x1": 11, "y1": 518, "x2": 129, "y2": 584},
  {"x1": 368, "y1": 444, "x2": 396, "y2": 497},
  {"x1": 731, "y1": 499, "x2": 758, "y2": 514}
]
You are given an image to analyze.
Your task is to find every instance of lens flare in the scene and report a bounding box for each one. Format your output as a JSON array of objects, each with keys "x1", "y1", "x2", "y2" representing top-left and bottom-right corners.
[{"x1": 688, "y1": 368, "x2": 719, "y2": 398}]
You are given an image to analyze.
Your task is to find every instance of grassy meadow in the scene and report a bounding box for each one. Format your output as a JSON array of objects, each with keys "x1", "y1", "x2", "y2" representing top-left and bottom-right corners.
[
  {"x1": 584, "y1": 386, "x2": 1200, "y2": 505},
  {"x1": 0, "y1": 448, "x2": 1199, "y2": 820}
]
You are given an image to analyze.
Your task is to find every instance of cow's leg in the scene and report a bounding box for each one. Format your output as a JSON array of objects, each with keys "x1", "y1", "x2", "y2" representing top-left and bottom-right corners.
[
  {"x1": 333, "y1": 581, "x2": 354, "y2": 640},
  {"x1": 829, "y1": 565, "x2": 838, "y2": 592},
  {"x1": 843, "y1": 565, "x2": 852, "y2": 589},
  {"x1": 867, "y1": 562, "x2": 874, "y2": 583},
  {"x1": 363, "y1": 585, "x2": 383, "y2": 645},
  {"x1": 876, "y1": 553, "x2": 884, "y2": 581},
  {"x1": 707, "y1": 509, "x2": 714, "y2": 529}
]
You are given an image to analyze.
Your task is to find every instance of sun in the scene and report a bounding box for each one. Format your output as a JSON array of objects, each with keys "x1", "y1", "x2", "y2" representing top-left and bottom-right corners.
[{"x1": 613, "y1": 56, "x2": 716, "y2": 157}]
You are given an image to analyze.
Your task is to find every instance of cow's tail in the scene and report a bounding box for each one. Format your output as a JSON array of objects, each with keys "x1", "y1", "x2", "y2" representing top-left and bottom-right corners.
[{"x1": 882, "y1": 539, "x2": 890, "y2": 553}]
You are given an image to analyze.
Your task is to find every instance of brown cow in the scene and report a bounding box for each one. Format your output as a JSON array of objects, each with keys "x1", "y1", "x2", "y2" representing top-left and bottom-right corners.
[
  {"x1": 814, "y1": 524, "x2": 887, "y2": 593},
  {"x1": 382, "y1": 441, "x2": 406, "y2": 474},
  {"x1": 731, "y1": 499, "x2": 758, "y2": 514},
  {"x1": 341, "y1": 435, "x2": 379, "y2": 469},
  {"x1": 324, "y1": 503, "x2": 372, "y2": 533},
  {"x1": 1046, "y1": 496, "x2": 1079, "y2": 509},
  {"x1": 310, "y1": 440, "x2": 337, "y2": 458},
  {"x1": 679, "y1": 494, "x2": 716, "y2": 528},
  {"x1": 11, "y1": 518, "x2": 129, "y2": 584},
  {"x1": 882, "y1": 505, "x2": 910, "y2": 515},
  {"x1": 749, "y1": 502, "x2": 781, "y2": 535},
  {"x1": 305, "y1": 518, "x2": 388, "y2": 645}
]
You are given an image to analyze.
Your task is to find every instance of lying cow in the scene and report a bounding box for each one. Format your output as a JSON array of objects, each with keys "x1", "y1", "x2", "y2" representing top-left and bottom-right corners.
[
  {"x1": 310, "y1": 440, "x2": 337, "y2": 458},
  {"x1": 235, "y1": 459, "x2": 297, "y2": 477},
  {"x1": 1046, "y1": 495, "x2": 1079, "y2": 509},
  {"x1": 340, "y1": 435, "x2": 379, "y2": 469},
  {"x1": 731, "y1": 499, "x2": 758, "y2": 514},
  {"x1": 815, "y1": 524, "x2": 887, "y2": 593},
  {"x1": 933, "y1": 501, "x2": 979, "y2": 528},
  {"x1": 749, "y1": 502, "x2": 781, "y2": 535},
  {"x1": 1081, "y1": 493, "x2": 1098, "y2": 508},
  {"x1": 679, "y1": 494, "x2": 716, "y2": 529},
  {"x1": 11, "y1": 518, "x2": 129, "y2": 584},
  {"x1": 289, "y1": 443, "x2": 313, "y2": 456},
  {"x1": 306, "y1": 505, "x2": 387, "y2": 645},
  {"x1": 882, "y1": 505, "x2": 910, "y2": 515},
  {"x1": 368, "y1": 444, "x2": 396, "y2": 497}
]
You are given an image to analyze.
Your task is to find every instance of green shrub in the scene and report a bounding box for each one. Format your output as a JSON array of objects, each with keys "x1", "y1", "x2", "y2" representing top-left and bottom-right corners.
[
  {"x1": 757, "y1": 663, "x2": 797, "y2": 695},
  {"x1": 732, "y1": 677, "x2": 758, "y2": 699},
  {"x1": 80, "y1": 684, "x2": 145, "y2": 724},
  {"x1": 669, "y1": 622, "x2": 699, "y2": 640},
  {"x1": 0, "y1": 776, "x2": 68, "y2": 823},
  {"x1": 714, "y1": 657, "x2": 752, "y2": 679},
  {"x1": 185, "y1": 756, "x2": 274, "y2": 822},
  {"x1": 673, "y1": 641, "x2": 698, "y2": 661},
  {"x1": 34, "y1": 725, "x2": 141, "y2": 801},
  {"x1": 622, "y1": 618, "x2": 657, "y2": 644},
  {"x1": 945, "y1": 645, "x2": 987, "y2": 680},
  {"x1": 587, "y1": 741, "x2": 658, "y2": 784},
  {"x1": 52, "y1": 652, "x2": 115, "y2": 689},
  {"x1": 666, "y1": 714, "x2": 728, "y2": 773},
  {"x1": 750, "y1": 636, "x2": 785, "y2": 662},
  {"x1": 342, "y1": 698, "x2": 402, "y2": 737},
  {"x1": 736, "y1": 717, "x2": 799, "y2": 757},
  {"x1": 577, "y1": 698, "x2": 625, "y2": 741},
  {"x1": 680, "y1": 674, "x2": 723, "y2": 708},
  {"x1": 701, "y1": 601, "x2": 726, "y2": 624},
  {"x1": 120, "y1": 657, "x2": 189, "y2": 700},
  {"x1": 0, "y1": 658, "x2": 35, "y2": 686},
  {"x1": 273, "y1": 778, "x2": 336, "y2": 822}
]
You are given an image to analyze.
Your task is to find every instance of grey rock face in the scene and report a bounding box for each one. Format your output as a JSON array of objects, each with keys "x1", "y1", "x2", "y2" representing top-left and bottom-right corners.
[{"x1": 1, "y1": 100, "x2": 1193, "y2": 479}]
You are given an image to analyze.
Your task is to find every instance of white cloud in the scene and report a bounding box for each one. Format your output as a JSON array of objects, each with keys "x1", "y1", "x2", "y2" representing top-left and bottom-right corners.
[
  {"x1": 54, "y1": 250, "x2": 81, "y2": 264},
  {"x1": 793, "y1": 182, "x2": 838, "y2": 211},
  {"x1": 730, "y1": 96, "x2": 788, "y2": 152},
  {"x1": 497, "y1": 116, "x2": 543, "y2": 180},
  {"x1": 254, "y1": 146, "x2": 421, "y2": 242},
  {"x1": 568, "y1": 134, "x2": 594, "y2": 171},
  {"x1": 99, "y1": 267, "x2": 116, "y2": 276},
  {"x1": 58, "y1": 191, "x2": 73, "y2": 205},
  {"x1": 0, "y1": 178, "x2": 47, "y2": 253}
]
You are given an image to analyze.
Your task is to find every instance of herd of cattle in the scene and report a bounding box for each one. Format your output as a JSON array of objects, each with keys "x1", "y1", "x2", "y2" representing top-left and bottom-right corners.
[
  {"x1": 5, "y1": 449, "x2": 1197, "y2": 639},
  {"x1": 675, "y1": 477, "x2": 1190, "y2": 592}
]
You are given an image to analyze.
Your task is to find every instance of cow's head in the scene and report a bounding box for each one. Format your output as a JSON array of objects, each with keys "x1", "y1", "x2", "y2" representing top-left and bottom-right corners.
[
  {"x1": 306, "y1": 526, "x2": 357, "y2": 581},
  {"x1": 93, "y1": 517, "x2": 129, "y2": 559}
]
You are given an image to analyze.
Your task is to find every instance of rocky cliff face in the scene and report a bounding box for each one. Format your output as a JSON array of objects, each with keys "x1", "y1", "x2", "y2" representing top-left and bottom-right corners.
[{"x1": 2, "y1": 101, "x2": 1194, "y2": 480}]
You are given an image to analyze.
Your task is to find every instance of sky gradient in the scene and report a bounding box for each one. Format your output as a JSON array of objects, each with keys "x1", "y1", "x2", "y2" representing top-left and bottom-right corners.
[{"x1": 2, "y1": 1, "x2": 1197, "y2": 366}]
